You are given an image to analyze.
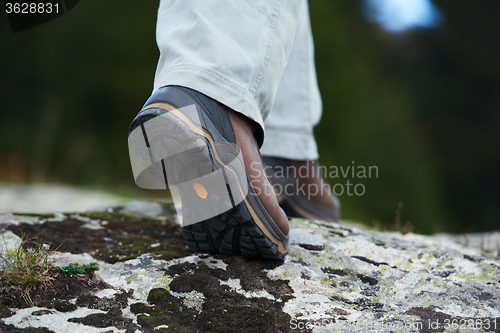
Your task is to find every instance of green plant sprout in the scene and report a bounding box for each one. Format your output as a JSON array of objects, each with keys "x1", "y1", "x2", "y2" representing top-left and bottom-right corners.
[{"x1": 60, "y1": 262, "x2": 99, "y2": 276}]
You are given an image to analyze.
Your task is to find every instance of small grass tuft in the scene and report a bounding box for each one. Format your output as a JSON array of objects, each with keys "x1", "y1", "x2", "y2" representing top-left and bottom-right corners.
[{"x1": 0, "y1": 235, "x2": 58, "y2": 303}]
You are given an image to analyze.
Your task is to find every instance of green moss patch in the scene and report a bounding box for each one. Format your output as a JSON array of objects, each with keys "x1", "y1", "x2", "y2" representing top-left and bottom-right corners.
[
  {"x1": 126, "y1": 256, "x2": 296, "y2": 331},
  {"x1": 131, "y1": 286, "x2": 292, "y2": 333},
  {"x1": 36, "y1": 300, "x2": 76, "y2": 313},
  {"x1": 68, "y1": 307, "x2": 135, "y2": 330},
  {"x1": 7, "y1": 211, "x2": 190, "y2": 263},
  {"x1": 75, "y1": 290, "x2": 131, "y2": 311},
  {"x1": 163, "y1": 257, "x2": 294, "y2": 302},
  {"x1": 0, "y1": 323, "x2": 54, "y2": 333},
  {"x1": 92, "y1": 217, "x2": 191, "y2": 263},
  {"x1": 7, "y1": 219, "x2": 98, "y2": 253},
  {"x1": 222, "y1": 256, "x2": 294, "y2": 302}
]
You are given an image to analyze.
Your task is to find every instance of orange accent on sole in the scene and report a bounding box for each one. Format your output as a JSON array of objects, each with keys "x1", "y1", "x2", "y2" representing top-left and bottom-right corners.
[{"x1": 193, "y1": 182, "x2": 208, "y2": 199}]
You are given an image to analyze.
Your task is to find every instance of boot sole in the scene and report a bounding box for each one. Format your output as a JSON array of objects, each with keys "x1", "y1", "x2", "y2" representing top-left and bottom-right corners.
[{"x1": 131, "y1": 102, "x2": 287, "y2": 260}]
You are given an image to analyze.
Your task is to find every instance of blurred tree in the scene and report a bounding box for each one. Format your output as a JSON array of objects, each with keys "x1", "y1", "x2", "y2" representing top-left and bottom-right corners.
[
  {"x1": 310, "y1": 1, "x2": 449, "y2": 233},
  {"x1": 0, "y1": 0, "x2": 159, "y2": 188},
  {"x1": 391, "y1": 0, "x2": 500, "y2": 232}
]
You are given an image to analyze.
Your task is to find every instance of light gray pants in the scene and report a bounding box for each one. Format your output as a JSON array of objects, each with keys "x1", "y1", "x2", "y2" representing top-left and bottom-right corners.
[{"x1": 153, "y1": 0, "x2": 322, "y2": 160}]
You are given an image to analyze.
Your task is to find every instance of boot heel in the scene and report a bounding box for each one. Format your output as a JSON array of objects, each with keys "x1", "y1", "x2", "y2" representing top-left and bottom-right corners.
[{"x1": 129, "y1": 103, "x2": 246, "y2": 226}]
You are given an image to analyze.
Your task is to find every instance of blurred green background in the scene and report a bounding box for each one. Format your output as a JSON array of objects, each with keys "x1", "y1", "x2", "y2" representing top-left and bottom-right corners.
[{"x1": 1, "y1": 0, "x2": 498, "y2": 234}]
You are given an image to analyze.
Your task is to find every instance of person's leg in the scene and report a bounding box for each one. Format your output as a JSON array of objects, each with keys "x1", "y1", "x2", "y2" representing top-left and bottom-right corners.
[
  {"x1": 130, "y1": 0, "x2": 305, "y2": 258},
  {"x1": 260, "y1": 1, "x2": 340, "y2": 222},
  {"x1": 260, "y1": 0, "x2": 321, "y2": 160},
  {"x1": 153, "y1": 0, "x2": 303, "y2": 146}
]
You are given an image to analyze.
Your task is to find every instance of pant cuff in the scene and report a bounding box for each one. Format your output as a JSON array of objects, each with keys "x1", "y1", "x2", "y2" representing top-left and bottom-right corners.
[
  {"x1": 260, "y1": 126, "x2": 319, "y2": 160},
  {"x1": 153, "y1": 64, "x2": 265, "y2": 147}
]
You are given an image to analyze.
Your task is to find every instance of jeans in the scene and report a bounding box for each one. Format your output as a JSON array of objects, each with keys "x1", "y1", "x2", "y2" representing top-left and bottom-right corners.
[{"x1": 153, "y1": 0, "x2": 322, "y2": 160}]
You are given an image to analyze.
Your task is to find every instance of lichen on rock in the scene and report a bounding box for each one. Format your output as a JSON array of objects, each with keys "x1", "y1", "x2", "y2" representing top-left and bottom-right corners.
[{"x1": 0, "y1": 201, "x2": 499, "y2": 332}]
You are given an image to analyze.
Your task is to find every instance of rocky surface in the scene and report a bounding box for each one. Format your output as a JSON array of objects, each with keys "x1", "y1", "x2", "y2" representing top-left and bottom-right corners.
[{"x1": 1, "y1": 200, "x2": 499, "y2": 333}]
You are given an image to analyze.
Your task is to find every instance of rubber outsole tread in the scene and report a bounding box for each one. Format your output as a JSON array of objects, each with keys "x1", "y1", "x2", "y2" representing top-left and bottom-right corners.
[{"x1": 182, "y1": 202, "x2": 285, "y2": 260}]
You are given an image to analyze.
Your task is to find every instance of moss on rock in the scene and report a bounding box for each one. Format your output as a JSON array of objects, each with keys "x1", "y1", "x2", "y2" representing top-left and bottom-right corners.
[
  {"x1": 68, "y1": 307, "x2": 133, "y2": 329},
  {"x1": 36, "y1": 300, "x2": 77, "y2": 313},
  {"x1": 76, "y1": 290, "x2": 131, "y2": 311},
  {"x1": 0, "y1": 323, "x2": 54, "y2": 332},
  {"x1": 131, "y1": 284, "x2": 292, "y2": 333},
  {"x1": 8, "y1": 208, "x2": 190, "y2": 263}
]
